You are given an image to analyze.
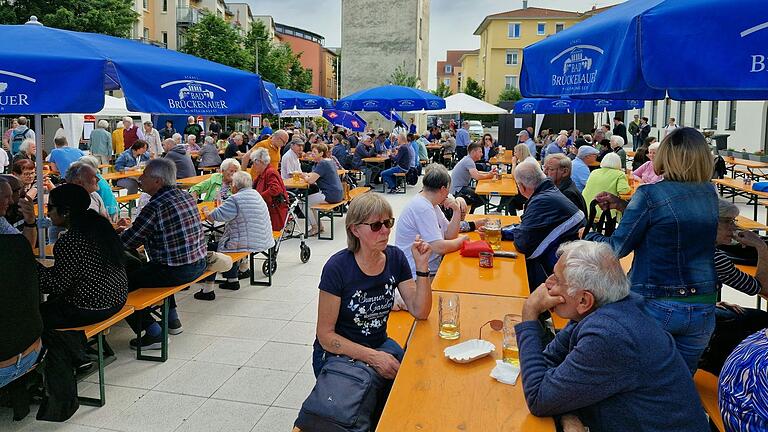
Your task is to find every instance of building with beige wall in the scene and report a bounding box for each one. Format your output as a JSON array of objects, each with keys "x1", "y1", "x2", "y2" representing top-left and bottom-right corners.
[
  {"x1": 458, "y1": 50, "x2": 479, "y2": 92},
  {"x1": 436, "y1": 50, "x2": 475, "y2": 94}
]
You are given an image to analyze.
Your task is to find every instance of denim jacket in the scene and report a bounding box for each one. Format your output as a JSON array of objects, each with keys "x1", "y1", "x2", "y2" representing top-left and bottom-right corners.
[
  {"x1": 585, "y1": 181, "x2": 718, "y2": 298},
  {"x1": 114, "y1": 149, "x2": 149, "y2": 171}
]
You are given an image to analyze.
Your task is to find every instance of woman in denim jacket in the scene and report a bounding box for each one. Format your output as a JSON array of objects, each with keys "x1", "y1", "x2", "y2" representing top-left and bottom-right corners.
[{"x1": 584, "y1": 128, "x2": 718, "y2": 374}]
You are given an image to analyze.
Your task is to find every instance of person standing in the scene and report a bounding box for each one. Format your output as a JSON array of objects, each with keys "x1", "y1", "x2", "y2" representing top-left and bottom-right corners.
[
  {"x1": 111, "y1": 121, "x2": 125, "y2": 155},
  {"x1": 408, "y1": 118, "x2": 417, "y2": 135},
  {"x1": 122, "y1": 117, "x2": 139, "y2": 151},
  {"x1": 664, "y1": 117, "x2": 680, "y2": 138},
  {"x1": 638, "y1": 116, "x2": 651, "y2": 142},
  {"x1": 183, "y1": 116, "x2": 203, "y2": 143},
  {"x1": 454, "y1": 121, "x2": 471, "y2": 161},
  {"x1": 258, "y1": 118, "x2": 273, "y2": 141},
  {"x1": 138, "y1": 121, "x2": 162, "y2": 158},
  {"x1": 10, "y1": 117, "x2": 34, "y2": 156},
  {"x1": 2, "y1": 118, "x2": 18, "y2": 153},
  {"x1": 89, "y1": 120, "x2": 113, "y2": 165},
  {"x1": 158, "y1": 120, "x2": 176, "y2": 140},
  {"x1": 628, "y1": 114, "x2": 641, "y2": 151},
  {"x1": 612, "y1": 117, "x2": 628, "y2": 148}
]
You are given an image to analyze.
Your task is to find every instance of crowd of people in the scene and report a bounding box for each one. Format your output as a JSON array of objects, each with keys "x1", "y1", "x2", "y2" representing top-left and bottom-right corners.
[{"x1": 0, "y1": 113, "x2": 766, "y2": 432}]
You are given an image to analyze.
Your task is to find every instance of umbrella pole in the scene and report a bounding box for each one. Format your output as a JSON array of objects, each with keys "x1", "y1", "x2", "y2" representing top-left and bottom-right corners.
[
  {"x1": 573, "y1": 112, "x2": 576, "y2": 131},
  {"x1": 34, "y1": 114, "x2": 45, "y2": 258}
]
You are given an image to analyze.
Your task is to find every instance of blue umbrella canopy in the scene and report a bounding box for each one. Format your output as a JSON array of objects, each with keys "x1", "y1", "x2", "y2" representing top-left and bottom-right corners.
[
  {"x1": 322, "y1": 109, "x2": 367, "y2": 132},
  {"x1": 336, "y1": 85, "x2": 445, "y2": 112},
  {"x1": 276, "y1": 88, "x2": 333, "y2": 110},
  {"x1": 378, "y1": 110, "x2": 405, "y2": 124},
  {"x1": 261, "y1": 81, "x2": 282, "y2": 115},
  {"x1": 513, "y1": 98, "x2": 644, "y2": 114},
  {"x1": 0, "y1": 21, "x2": 277, "y2": 114},
  {"x1": 519, "y1": 0, "x2": 768, "y2": 100}
]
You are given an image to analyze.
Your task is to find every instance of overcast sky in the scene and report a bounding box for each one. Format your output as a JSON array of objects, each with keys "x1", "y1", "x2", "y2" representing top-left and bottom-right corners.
[{"x1": 244, "y1": 0, "x2": 621, "y2": 90}]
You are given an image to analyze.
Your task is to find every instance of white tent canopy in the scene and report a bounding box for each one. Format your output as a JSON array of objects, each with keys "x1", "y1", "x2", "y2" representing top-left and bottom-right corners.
[
  {"x1": 407, "y1": 92, "x2": 508, "y2": 115},
  {"x1": 59, "y1": 95, "x2": 150, "y2": 149},
  {"x1": 279, "y1": 108, "x2": 323, "y2": 118}
]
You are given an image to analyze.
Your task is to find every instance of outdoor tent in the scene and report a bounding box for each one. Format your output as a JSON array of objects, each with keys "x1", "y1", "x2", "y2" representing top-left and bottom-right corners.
[
  {"x1": 408, "y1": 93, "x2": 508, "y2": 115},
  {"x1": 59, "y1": 95, "x2": 151, "y2": 150}
]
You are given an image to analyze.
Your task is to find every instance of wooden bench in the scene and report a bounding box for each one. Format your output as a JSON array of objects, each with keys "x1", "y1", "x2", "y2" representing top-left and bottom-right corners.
[
  {"x1": 310, "y1": 187, "x2": 371, "y2": 240},
  {"x1": 116, "y1": 193, "x2": 142, "y2": 218},
  {"x1": 394, "y1": 172, "x2": 407, "y2": 194},
  {"x1": 198, "y1": 166, "x2": 218, "y2": 175},
  {"x1": 61, "y1": 305, "x2": 135, "y2": 407},
  {"x1": 694, "y1": 370, "x2": 725, "y2": 432}
]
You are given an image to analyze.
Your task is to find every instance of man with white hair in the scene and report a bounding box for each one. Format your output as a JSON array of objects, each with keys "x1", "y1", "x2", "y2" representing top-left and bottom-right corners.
[
  {"x1": 116, "y1": 158, "x2": 207, "y2": 348},
  {"x1": 122, "y1": 116, "x2": 139, "y2": 150},
  {"x1": 572, "y1": 146, "x2": 598, "y2": 192},
  {"x1": 281, "y1": 138, "x2": 304, "y2": 180},
  {"x1": 89, "y1": 119, "x2": 113, "y2": 165},
  {"x1": 610, "y1": 135, "x2": 627, "y2": 169},
  {"x1": 543, "y1": 153, "x2": 587, "y2": 215},
  {"x1": 541, "y1": 133, "x2": 567, "y2": 160},
  {"x1": 64, "y1": 161, "x2": 109, "y2": 218},
  {"x1": 512, "y1": 161, "x2": 584, "y2": 288},
  {"x1": 517, "y1": 130, "x2": 536, "y2": 160},
  {"x1": 162, "y1": 138, "x2": 196, "y2": 179},
  {"x1": 516, "y1": 240, "x2": 709, "y2": 432},
  {"x1": 183, "y1": 115, "x2": 203, "y2": 143}
]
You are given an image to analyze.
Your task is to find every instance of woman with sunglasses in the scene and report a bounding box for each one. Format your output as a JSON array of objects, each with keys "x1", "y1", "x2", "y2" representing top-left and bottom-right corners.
[
  {"x1": 312, "y1": 193, "x2": 433, "y2": 417},
  {"x1": 477, "y1": 133, "x2": 499, "y2": 171},
  {"x1": 38, "y1": 184, "x2": 127, "y2": 329}
]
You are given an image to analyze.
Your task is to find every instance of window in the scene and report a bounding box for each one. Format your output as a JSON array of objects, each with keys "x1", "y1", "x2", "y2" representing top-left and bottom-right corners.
[
  {"x1": 508, "y1": 23, "x2": 521, "y2": 39},
  {"x1": 555, "y1": 23, "x2": 565, "y2": 33},
  {"x1": 504, "y1": 75, "x2": 518, "y2": 90},
  {"x1": 728, "y1": 101, "x2": 737, "y2": 130},
  {"x1": 443, "y1": 78, "x2": 451, "y2": 87},
  {"x1": 710, "y1": 101, "x2": 719, "y2": 129},
  {"x1": 142, "y1": 0, "x2": 148, "y2": 10},
  {"x1": 419, "y1": 18, "x2": 423, "y2": 40},
  {"x1": 143, "y1": 27, "x2": 149, "y2": 40},
  {"x1": 651, "y1": 100, "x2": 658, "y2": 126},
  {"x1": 444, "y1": 64, "x2": 452, "y2": 74},
  {"x1": 161, "y1": 31, "x2": 168, "y2": 46},
  {"x1": 505, "y1": 50, "x2": 519, "y2": 66},
  {"x1": 162, "y1": 0, "x2": 168, "y2": 12},
  {"x1": 694, "y1": 101, "x2": 702, "y2": 129},
  {"x1": 678, "y1": 102, "x2": 686, "y2": 127},
  {"x1": 537, "y1": 23, "x2": 545, "y2": 35}
]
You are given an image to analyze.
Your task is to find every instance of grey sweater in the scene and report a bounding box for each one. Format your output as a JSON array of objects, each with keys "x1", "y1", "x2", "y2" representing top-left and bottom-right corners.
[
  {"x1": 515, "y1": 293, "x2": 709, "y2": 432},
  {"x1": 165, "y1": 145, "x2": 197, "y2": 179}
]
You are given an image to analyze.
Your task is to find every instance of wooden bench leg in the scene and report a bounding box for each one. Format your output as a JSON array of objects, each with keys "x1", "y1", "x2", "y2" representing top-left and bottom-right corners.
[
  {"x1": 135, "y1": 299, "x2": 169, "y2": 362},
  {"x1": 79, "y1": 333, "x2": 106, "y2": 407}
]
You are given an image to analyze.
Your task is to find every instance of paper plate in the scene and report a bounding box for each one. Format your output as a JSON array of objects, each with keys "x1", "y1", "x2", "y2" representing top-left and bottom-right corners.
[{"x1": 443, "y1": 339, "x2": 495, "y2": 363}]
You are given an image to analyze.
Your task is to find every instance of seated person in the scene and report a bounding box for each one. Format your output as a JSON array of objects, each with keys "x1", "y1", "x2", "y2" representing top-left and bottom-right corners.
[
  {"x1": 301, "y1": 143, "x2": 345, "y2": 236},
  {"x1": 38, "y1": 183, "x2": 127, "y2": 328},
  {"x1": 250, "y1": 148, "x2": 289, "y2": 232},
  {"x1": 436, "y1": 131, "x2": 456, "y2": 164},
  {"x1": 223, "y1": 132, "x2": 246, "y2": 159},
  {"x1": 116, "y1": 159, "x2": 207, "y2": 349},
  {"x1": 381, "y1": 134, "x2": 413, "y2": 194},
  {"x1": 114, "y1": 140, "x2": 150, "y2": 194},
  {"x1": 189, "y1": 158, "x2": 240, "y2": 202},
  {"x1": 64, "y1": 162, "x2": 110, "y2": 219},
  {"x1": 543, "y1": 153, "x2": 587, "y2": 216},
  {"x1": 596, "y1": 138, "x2": 612, "y2": 162},
  {"x1": 582, "y1": 153, "x2": 631, "y2": 218},
  {"x1": 331, "y1": 134, "x2": 352, "y2": 169},
  {"x1": 512, "y1": 161, "x2": 584, "y2": 288},
  {"x1": 48, "y1": 136, "x2": 84, "y2": 175},
  {"x1": 395, "y1": 164, "x2": 468, "y2": 278},
  {"x1": 307, "y1": 193, "x2": 432, "y2": 428},
  {"x1": 633, "y1": 142, "x2": 662, "y2": 184},
  {"x1": 161, "y1": 138, "x2": 196, "y2": 179},
  {"x1": 280, "y1": 138, "x2": 304, "y2": 180},
  {"x1": 719, "y1": 328, "x2": 768, "y2": 432},
  {"x1": 450, "y1": 142, "x2": 497, "y2": 213},
  {"x1": 196, "y1": 171, "x2": 275, "y2": 299},
  {"x1": 78, "y1": 156, "x2": 119, "y2": 220},
  {"x1": 1, "y1": 174, "x2": 25, "y2": 229},
  {"x1": 517, "y1": 240, "x2": 709, "y2": 432},
  {"x1": 353, "y1": 134, "x2": 377, "y2": 187},
  {"x1": 0, "y1": 176, "x2": 36, "y2": 246},
  {"x1": 185, "y1": 134, "x2": 201, "y2": 153},
  {"x1": 477, "y1": 134, "x2": 498, "y2": 171},
  {"x1": 198, "y1": 136, "x2": 222, "y2": 168}
]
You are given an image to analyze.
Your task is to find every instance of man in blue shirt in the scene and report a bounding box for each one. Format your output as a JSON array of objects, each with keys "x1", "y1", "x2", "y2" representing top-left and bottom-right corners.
[
  {"x1": 258, "y1": 118, "x2": 273, "y2": 141},
  {"x1": 455, "y1": 121, "x2": 471, "y2": 161},
  {"x1": 49, "y1": 136, "x2": 85, "y2": 175},
  {"x1": 571, "y1": 145, "x2": 598, "y2": 191},
  {"x1": 408, "y1": 118, "x2": 417, "y2": 135},
  {"x1": 517, "y1": 130, "x2": 536, "y2": 160},
  {"x1": 516, "y1": 240, "x2": 708, "y2": 432}
]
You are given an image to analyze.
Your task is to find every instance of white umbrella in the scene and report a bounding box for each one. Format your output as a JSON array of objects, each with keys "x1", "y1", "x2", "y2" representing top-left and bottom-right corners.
[{"x1": 408, "y1": 93, "x2": 508, "y2": 115}]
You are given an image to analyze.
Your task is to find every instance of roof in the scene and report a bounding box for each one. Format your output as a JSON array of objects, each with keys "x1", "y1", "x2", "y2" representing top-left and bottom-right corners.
[
  {"x1": 458, "y1": 49, "x2": 480, "y2": 64},
  {"x1": 446, "y1": 50, "x2": 476, "y2": 66},
  {"x1": 474, "y1": 6, "x2": 583, "y2": 35}
]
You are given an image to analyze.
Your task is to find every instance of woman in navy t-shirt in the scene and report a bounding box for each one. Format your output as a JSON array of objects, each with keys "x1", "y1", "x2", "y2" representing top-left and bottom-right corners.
[
  {"x1": 313, "y1": 193, "x2": 433, "y2": 381},
  {"x1": 302, "y1": 142, "x2": 345, "y2": 236}
]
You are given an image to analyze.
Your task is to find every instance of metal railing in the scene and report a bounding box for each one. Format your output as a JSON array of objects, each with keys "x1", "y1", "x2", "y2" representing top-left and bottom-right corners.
[{"x1": 177, "y1": 7, "x2": 202, "y2": 25}]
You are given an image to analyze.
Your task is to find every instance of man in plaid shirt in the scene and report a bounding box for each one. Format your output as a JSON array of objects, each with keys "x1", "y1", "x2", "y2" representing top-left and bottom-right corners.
[{"x1": 117, "y1": 158, "x2": 207, "y2": 350}]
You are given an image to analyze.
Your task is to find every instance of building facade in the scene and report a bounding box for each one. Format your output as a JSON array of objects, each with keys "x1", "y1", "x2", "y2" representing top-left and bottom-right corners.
[
  {"x1": 275, "y1": 23, "x2": 338, "y2": 99},
  {"x1": 458, "y1": 50, "x2": 479, "y2": 93},
  {"x1": 436, "y1": 50, "x2": 475, "y2": 94},
  {"x1": 340, "y1": 0, "x2": 430, "y2": 96}
]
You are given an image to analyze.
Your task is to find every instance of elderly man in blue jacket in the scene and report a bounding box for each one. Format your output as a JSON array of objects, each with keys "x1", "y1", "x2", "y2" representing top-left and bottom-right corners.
[{"x1": 516, "y1": 240, "x2": 709, "y2": 432}]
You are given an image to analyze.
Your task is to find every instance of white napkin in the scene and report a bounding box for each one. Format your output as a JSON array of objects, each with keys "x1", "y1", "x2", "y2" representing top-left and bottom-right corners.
[{"x1": 490, "y1": 360, "x2": 520, "y2": 385}]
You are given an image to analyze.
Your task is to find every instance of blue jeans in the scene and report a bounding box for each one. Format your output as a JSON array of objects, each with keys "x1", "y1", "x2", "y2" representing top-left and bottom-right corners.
[
  {"x1": 381, "y1": 166, "x2": 407, "y2": 189},
  {"x1": 644, "y1": 299, "x2": 716, "y2": 374},
  {"x1": 0, "y1": 347, "x2": 41, "y2": 389}
]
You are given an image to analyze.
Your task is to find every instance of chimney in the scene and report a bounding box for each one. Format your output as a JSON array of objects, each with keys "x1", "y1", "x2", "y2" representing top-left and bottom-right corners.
[{"x1": 523, "y1": 0, "x2": 528, "y2": 9}]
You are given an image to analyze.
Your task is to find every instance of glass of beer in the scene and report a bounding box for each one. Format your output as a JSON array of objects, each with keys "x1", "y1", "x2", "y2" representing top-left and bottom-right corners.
[
  {"x1": 485, "y1": 218, "x2": 502, "y2": 251},
  {"x1": 502, "y1": 313, "x2": 522, "y2": 365},
  {"x1": 292, "y1": 171, "x2": 301, "y2": 182},
  {"x1": 439, "y1": 294, "x2": 460, "y2": 340}
]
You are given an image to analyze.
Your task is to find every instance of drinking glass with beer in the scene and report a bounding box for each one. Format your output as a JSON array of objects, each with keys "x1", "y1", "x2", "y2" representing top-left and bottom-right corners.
[
  {"x1": 502, "y1": 314, "x2": 522, "y2": 365},
  {"x1": 291, "y1": 171, "x2": 301, "y2": 182},
  {"x1": 485, "y1": 218, "x2": 502, "y2": 251},
  {"x1": 439, "y1": 294, "x2": 460, "y2": 340}
]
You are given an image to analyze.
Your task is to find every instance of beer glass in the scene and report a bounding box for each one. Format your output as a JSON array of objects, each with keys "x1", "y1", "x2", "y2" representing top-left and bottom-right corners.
[
  {"x1": 439, "y1": 294, "x2": 460, "y2": 340},
  {"x1": 502, "y1": 314, "x2": 522, "y2": 365}
]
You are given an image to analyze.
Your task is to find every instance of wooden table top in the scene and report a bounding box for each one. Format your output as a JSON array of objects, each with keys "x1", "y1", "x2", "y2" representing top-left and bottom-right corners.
[
  {"x1": 433, "y1": 215, "x2": 529, "y2": 298},
  {"x1": 362, "y1": 157, "x2": 387, "y2": 163},
  {"x1": 475, "y1": 175, "x2": 519, "y2": 197},
  {"x1": 284, "y1": 178, "x2": 309, "y2": 189},
  {"x1": 426, "y1": 144, "x2": 442, "y2": 150},
  {"x1": 489, "y1": 153, "x2": 515, "y2": 165},
  {"x1": 712, "y1": 178, "x2": 768, "y2": 198},
  {"x1": 377, "y1": 292, "x2": 555, "y2": 432},
  {"x1": 736, "y1": 215, "x2": 768, "y2": 231},
  {"x1": 177, "y1": 174, "x2": 212, "y2": 187},
  {"x1": 197, "y1": 202, "x2": 216, "y2": 220},
  {"x1": 102, "y1": 169, "x2": 143, "y2": 181},
  {"x1": 724, "y1": 157, "x2": 768, "y2": 169}
]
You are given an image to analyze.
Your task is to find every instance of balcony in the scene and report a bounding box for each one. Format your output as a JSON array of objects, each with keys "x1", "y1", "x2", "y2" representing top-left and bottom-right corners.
[{"x1": 177, "y1": 7, "x2": 202, "y2": 26}]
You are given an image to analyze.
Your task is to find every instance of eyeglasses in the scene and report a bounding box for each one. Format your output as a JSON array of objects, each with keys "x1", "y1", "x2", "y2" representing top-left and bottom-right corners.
[
  {"x1": 719, "y1": 217, "x2": 738, "y2": 226},
  {"x1": 358, "y1": 218, "x2": 395, "y2": 232}
]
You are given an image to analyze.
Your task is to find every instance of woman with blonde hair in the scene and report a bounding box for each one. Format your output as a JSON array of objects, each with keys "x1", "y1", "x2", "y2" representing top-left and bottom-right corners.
[{"x1": 584, "y1": 128, "x2": 719, "y2": 374}]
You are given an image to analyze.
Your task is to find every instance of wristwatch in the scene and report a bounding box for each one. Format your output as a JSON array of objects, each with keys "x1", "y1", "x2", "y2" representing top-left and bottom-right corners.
[{"x1": 415, "y1": 270, "x2": 430, "y2": 278}]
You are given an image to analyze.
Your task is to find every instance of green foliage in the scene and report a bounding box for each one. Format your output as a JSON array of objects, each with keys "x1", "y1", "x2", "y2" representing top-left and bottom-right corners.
[
  {"x1": 181, "y1": 14, "x2": 251, "y2": 69},
  {"x1": 497, "y1": 87, "x2": 522, "y2": 104},
  {"x1": 244, "y1": 21, "x2": 312, "y2": 92},
  {"x1": 432, "y1": 82, "x2": 452, "y2": 98},
  {"x1": 313, "y1": 116, "x2": 329, "y2": 130},
  {"x1": 464, "y1": 77, "x2": 485, "y2": 100},
  {"x1": 390, "y1": 62, "x2": 418, "y2": 88},
  {"x1": 0, "y1": 0, "x2": 137, "y2": 37}
]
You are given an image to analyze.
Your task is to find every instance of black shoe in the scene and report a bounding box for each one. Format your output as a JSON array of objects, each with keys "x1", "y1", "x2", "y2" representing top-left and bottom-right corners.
[
  {"x1": 219, "y1": 281, "x2": 240, "y2": 290},
  {"x1": 129, "y1": 334, "x2": 163, "y2": 351},
  {"x1": 194, "y1": 290, "x2": 216, "y2": 301},
  {"x1": 75, "y1": 361, "x2": 93, "y2": 375},
  {"x1": 169, "y1": 319, "x2": 183, "y2": 335},
  {"x1": 237, "y1": 269, "x2": 251, "y2": 280}
]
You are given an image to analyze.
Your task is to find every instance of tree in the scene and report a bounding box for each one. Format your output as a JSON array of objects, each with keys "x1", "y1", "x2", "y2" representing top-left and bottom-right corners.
[
  {"x1": 0, "y1": 0, "x2": 137, "y2": 37},
  {"x1": 390, "y1": 62, "x2": 418, "y2": 88},
  {"x1": 432, "y1": 82, "x2": 452, "y2": 98},
  {"x1": 181, "y1": 14, "x2": 252, "y2": 70},
  {"x1": 244, "y1": 21, "x2": 313, "y2": 92},
  {"x1": 497, "y1": 87, "x2": 522, "y2": 105},
  {"x1": 464, "y1": 77, "x2": 486, "y2": 100}
]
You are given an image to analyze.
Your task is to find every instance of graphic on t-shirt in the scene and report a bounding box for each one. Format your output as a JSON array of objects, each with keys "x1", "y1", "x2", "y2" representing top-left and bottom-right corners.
[{"x1": 348, "y1": 275, "x2": 397, "y2": 336}]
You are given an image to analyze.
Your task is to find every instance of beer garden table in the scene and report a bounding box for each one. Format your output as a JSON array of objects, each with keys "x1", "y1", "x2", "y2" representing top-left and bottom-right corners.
[
  {"x1": 475, "y1": 174, "x2": 518, "y2": 214},
  {"x1": 363, "y1": 156, "x2": 388, "y2": 192},
  {"x1": 712, "y1": 177, "x2": 768, "y2": 221}
]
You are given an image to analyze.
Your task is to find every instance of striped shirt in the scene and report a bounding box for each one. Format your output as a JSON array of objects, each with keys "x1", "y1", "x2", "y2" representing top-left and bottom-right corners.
[
  {"x1": 120, "y1": 186, "x2": 206, "y2": 266},
  {"x1": 714, "y1": 249, "x2": 761, "y2": 296}
]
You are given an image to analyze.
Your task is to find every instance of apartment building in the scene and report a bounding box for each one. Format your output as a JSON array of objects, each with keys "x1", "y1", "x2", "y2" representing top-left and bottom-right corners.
[
  {"x1": 436, "y1": 50, "x2": 476, "y2": 94},
  {"x1": 275, "y1": 23, "x2": 339, "y2": 99}
]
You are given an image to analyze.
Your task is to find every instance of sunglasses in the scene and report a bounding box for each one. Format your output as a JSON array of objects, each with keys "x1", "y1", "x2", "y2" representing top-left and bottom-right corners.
[{"x1": 358, "y1": 218, "x2": 395, "y2": 232}]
